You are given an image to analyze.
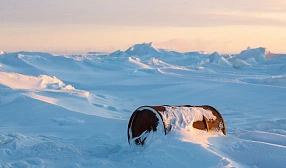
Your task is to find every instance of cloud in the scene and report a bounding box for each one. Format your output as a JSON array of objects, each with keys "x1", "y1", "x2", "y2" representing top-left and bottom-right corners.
[{"x1": 1, "y1": 0, "x2": 286, "y2": 27}]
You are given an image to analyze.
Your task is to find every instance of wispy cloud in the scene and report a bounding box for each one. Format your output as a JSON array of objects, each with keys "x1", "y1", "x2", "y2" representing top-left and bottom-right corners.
[
  {"x1": 1, "y1": 0, "x2": 285, "y2": 27},
  {"x1": 1, "y1": 0, "x2": 286, "y2": 53}
]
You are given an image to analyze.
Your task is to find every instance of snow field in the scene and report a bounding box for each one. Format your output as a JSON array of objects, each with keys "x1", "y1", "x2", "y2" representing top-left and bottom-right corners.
[{"x1": 0, "y1": 43, "x2": 285, "y2": 167}]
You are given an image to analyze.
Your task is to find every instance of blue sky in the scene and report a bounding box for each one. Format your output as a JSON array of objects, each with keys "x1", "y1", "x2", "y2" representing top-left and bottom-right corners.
[{"x1": 1, "y1": 0, "x2": 286, "y2": 53}]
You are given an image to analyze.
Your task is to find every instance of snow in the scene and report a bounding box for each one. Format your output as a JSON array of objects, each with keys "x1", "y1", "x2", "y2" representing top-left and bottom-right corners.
[
  {"x1": 235, "y1": 47, "x2": 267, "y2": 63},
  {"x1": 208, "y1": 52, "x2": 232, "y2": 67},
  {"x1": 161, "y1": 106, "x2": 221, "y2": 148},
  {"x1": 0, "y1": 43, "x2": 286, "y2": 167},
  {"x1": 125, "y1": 42, "x2": 160, "y2": 56},
  {"x1": 0, "y1": 72, "x2": 64, "y2": 90},
  {"x1": 232, "y1": 59, "x2": 251, "y2": 69}
]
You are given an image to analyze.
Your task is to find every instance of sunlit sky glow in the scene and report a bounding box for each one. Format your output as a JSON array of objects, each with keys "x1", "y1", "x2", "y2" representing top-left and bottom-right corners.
[{"x1": 1, "y1": 0, "x2": 286, "y2": 54}]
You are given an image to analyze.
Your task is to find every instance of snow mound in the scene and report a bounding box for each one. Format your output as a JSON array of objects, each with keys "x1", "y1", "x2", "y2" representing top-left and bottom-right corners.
[
  {"x1": 0, "y1": 72, "x2": 89, "y2": 98},
  {"x1": 208, "y1": 52, "x2": 232, "y2": 67},
  {"x1": 128, "y1": 57, "x2": 152, "y2": 69},
  {"x1": 125, "y1": 42, "x2": 161, "y2": 56},
  {"x1": 232, "y1": 59, "x2": 251, "y2": 69},
  {"x1": 244, "y1": 57, "x2": 258, "y2": 64},
  {"x1": 0, "y1": 53, "x2": 46, "y2": 76},
  {"x1": 0, "y1": 72, "x2": 64, "y2": 90},
  {"x1": 148, "y1": 57, "x2": 188, "y2": 70}
]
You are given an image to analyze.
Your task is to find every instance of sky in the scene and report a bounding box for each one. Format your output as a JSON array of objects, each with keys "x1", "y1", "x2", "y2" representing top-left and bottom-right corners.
[{"x1": 0, "y1": 0, "x2": 286, "y2": 54}]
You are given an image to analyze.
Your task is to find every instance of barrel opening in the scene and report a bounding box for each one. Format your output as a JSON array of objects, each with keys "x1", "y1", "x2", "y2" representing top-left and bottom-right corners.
[{"x1": 128, "y1": 108, "x2": 161, "y2": 145}]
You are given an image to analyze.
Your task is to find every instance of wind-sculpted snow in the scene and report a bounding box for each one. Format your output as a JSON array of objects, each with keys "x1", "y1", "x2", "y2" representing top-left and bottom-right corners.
[
  {"x1": 0, "y1": 52, "x2": 47, "y2": 76},
  {"x1": 232, "y1": 59, "x2": 251, "y2": 69},
  {"x1": 0, "y1": 43, "x2": 286, "y2": 167},
  {"x1": 207, "y1": 52, "x2": 232, "y2": 67},
  {"x1": 0, "y1": 72, "x2": 65, "y2": 90}
]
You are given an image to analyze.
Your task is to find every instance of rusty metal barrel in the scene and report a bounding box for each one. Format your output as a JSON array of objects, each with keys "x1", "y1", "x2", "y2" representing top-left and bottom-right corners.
[{"x1": 127, "y1": 105, "x2": 226, "y2": 145}]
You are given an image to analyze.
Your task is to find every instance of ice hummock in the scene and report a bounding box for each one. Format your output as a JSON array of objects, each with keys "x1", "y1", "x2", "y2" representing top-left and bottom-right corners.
[
  {"x1": 234, "y1": 47, "x2": 267, "y2": 63},
  {"x1": 125, "y1": 42, "x2": 161, "y2": 56}
]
